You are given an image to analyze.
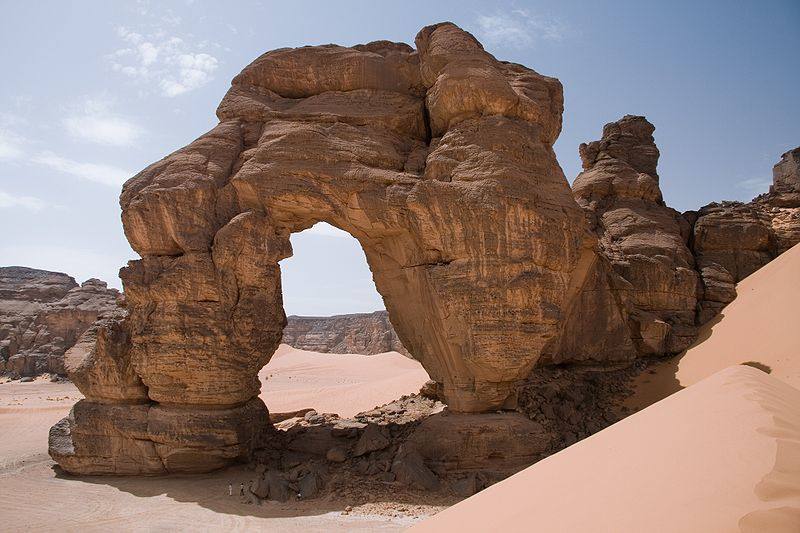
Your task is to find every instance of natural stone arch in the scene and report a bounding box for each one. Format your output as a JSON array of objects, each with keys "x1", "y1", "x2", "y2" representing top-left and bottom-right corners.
[{"x1": 50, "y1": 22, "x2": 596, "y2": 475}]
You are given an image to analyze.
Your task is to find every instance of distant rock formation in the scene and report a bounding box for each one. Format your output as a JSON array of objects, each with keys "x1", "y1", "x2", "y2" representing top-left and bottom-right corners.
[
  {"x1": 689, "y1": 146, "x2": 800, "y2": 320},
  {"x1": 282, "y1": 311, "x2": 409, "y2": 356},
  {"x1": 0, "y1": 267, "x2": 120, "y2": 376}
]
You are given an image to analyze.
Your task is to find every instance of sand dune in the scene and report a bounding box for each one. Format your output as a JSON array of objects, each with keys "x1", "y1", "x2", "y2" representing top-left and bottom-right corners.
[
  {"x1": 259, "y1": 344, "x2": 429, "y2": 417},
  {"x1": 628, "y1": 242, "x2": 800, "y2": 410},
  {"x1": 413, "y1": 365, "x2": 800, "y2": 532},
  {"x1": 0, "y1": 347, "x2": 430, "y2": 532}
]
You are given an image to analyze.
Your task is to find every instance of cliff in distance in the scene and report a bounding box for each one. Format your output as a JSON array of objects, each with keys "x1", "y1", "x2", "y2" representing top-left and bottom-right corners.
[
  {"x1": 0, "y1": 267, "x2": 120, "y2": 377},
  {"x1": 282, "y1": 311, "x2": 409, "y2": 356}
]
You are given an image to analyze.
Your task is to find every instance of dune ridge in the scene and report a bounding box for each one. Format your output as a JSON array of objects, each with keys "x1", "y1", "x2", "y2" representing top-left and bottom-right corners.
[{"x1": 412, "y1": 365, "x2": 800, "y2": 533}]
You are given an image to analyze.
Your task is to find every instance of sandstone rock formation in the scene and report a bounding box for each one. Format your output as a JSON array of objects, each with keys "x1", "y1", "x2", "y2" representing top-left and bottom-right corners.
[
  {"x1": 282, "y1": 311, "x2": 409, "y2": 356},
  {"x1": 549, "y1": 122, "x2": 799, "y2": 363},
  {"x1": 51, "y1": 22, "x2": 600, "y2": 475},
  {"x1": 563, "y1": 115, "x2": 699, "y2": 359},
  {"x1": 689, "y1": 146, "x2": 800, "y2": 312},
  {"x1": 0, "y1": 267, "x2": 120, "y2": 377},
  {"x1": 47, "y1": 20, "x2": 799, "y2": 478}
]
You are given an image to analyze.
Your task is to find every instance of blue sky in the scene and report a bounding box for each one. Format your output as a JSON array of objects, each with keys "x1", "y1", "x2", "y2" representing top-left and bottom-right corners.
[{"x1": 1, "y1": 0, "x2": 798, "y2": 315}]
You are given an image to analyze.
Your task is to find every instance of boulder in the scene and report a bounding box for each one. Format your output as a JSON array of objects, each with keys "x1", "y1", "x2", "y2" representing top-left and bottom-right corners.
[
  {"x1": 405, "y1": 412, "x2": 553, "y2": 475},
  {"x1": 353, "y1": 423, "x2": 390, "y2": 457},
  {"x1": 391, "y1": 445, "x2": 440, "y2": 491}
]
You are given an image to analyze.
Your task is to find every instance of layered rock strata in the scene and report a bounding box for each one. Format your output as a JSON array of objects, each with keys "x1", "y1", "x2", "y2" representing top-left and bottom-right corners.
[
  {"x1": 282, "y1": 311, "x2": 409, "y2": 356},
  {"x1": 689, "y1": 146, "x2": 800, "y2": 321},
  {"x1": 0, "y1": 267, "x2": 119, "y2": 376},
  {"x1": 564, "y1": 115, "x2": 700, "y2": 359},
  {"x1": 51, "y1": 22, "x2": 598, "y2": 474}
]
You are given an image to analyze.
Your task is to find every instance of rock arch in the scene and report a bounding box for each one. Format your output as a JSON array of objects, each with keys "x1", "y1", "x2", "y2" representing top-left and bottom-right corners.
[{"x1": 49, "y1": 22, "x2": 595, "y2": 474}]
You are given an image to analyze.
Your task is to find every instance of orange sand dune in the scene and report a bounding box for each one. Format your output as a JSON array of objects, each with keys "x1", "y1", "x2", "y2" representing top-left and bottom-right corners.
[
  {"x1": 259, "y1": 344, "x2": 429, "y2": 417},
  {"x1": 413, "y1": 365, "x2": 800, "y2": 532}
]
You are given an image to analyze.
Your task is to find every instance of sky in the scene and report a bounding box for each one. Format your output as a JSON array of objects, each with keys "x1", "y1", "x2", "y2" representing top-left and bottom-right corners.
[{"x1": 1, "y1": 0, "x2": 798, "y2": 315}]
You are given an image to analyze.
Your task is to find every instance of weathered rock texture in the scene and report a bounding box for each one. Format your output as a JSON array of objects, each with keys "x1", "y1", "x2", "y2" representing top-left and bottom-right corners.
[
  {"x1": 559, "y1": 115, "x2": 699, "y2": 360},
  {"x1": 48, "y1": 20, "x2": 800, "y2": 477},
  {"x1": 0, "y1": 267, "x2": 120, "y2": 376},
  {"x1": 51, "y1": 22, "x2": 601, "y2": 474},
  {"x1": 282, "y1": 311, "x2": 409, "y2": 356},
  {"x1": 549, "y1": 121, "x2": 800, "y2": 363},
  {"x1": 689, "y1": 146, "x2": 800, "y2": 321}
]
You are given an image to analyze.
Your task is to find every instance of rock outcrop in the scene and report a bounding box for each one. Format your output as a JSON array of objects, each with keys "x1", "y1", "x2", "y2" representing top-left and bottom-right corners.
[
  {"x1": 689, "y1": 147, "x2": 800, "y2": 312},
  {"x1": 46, "y1": 20, "x2": 799, "y2": 478},
  {"x1": 282, "y1": 311, "x2": 409, "y2": 356},
  {"x1": 51, "y1": 21, "x2": 600, "y2": 474},
  {"x1": 566, "y1": 115, "x2": 699, "y2": 358},
  {"x1": 550, "y1": 121, "x2": 799, "y2": 364},
  {"x1": 0, "y1": 267, "x2": 120, "y2": 377}
]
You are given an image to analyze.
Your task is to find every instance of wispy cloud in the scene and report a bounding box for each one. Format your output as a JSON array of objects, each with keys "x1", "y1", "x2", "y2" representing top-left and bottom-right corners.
[
  {"x1": 31, "y1": 151, "x2": 132, "y2": 188},
  {"x1": 736, "y1": 177, "x2": 771, "y2": 195},
  {"x1": 0, "y1": 190, "x2": 47, "y2": 211},
  {"x1": 475, "y1": 9, "x2": 569, "y2": 49},
  {"x1": 108, "y1": 26, "x2": 219, "y2": 97},
  {"x1": 0, "y1": 128, "x2": 25, "y2": 160},
  {"x1": 63, "y1": 96, "x2": 144, "y2": 147}
]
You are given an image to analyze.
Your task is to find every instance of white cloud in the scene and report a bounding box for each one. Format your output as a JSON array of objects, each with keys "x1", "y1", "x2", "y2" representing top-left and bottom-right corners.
[
  {"x1": 736, "y1": 177, "x2": 771, "y2": 194},
  {"x1": 475, "y1": 9, "x2": 569, "y2": 49},
  {"x1": 31, "y1": 151, "x2": 132, "y2": 188},
  {"x1": 0, "y1": 128, "x2": 25, "y2": 160},
  {"x1": 159, "y1": 52, "x2": 219, "y2": 96},
  {"x1": 0, "y1": 190, "x2": 47, "y2": 211},
  {"x1": 63, "y1": 97, "x2": 144, "y2": 147},
  {"x1": 109, "y1": 26, "x2": 219, "y2": 97}
]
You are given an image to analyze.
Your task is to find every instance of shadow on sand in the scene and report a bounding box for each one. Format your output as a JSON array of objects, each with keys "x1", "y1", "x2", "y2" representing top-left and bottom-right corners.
[
  {"x1": 52, "y1": 314, "x2": 735, "y2": 520},
  {"x1": 625, "y1": 312, "x2": 727, "y2": 412}
]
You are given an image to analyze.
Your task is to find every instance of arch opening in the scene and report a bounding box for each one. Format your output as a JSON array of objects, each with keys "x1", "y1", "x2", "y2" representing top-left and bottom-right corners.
[{"x1": 258, "y1": 222, "x2": 430, "y2": 419}]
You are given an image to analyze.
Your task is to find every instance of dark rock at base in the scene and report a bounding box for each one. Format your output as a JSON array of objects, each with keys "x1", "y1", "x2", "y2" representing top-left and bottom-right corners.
[
  {"x1": 254, "y1": 470, "x2": 290, "y2": 502},
  {"x1": 326, "y1": 446, "x2": 347, "y2": 463},
  {"x1": 298, "y1": 471, "x2": 322, "y2": 499},
  {"x1": 391, "y1": 445, "x2": 440, "y2": 491},
  {"x1": 353, "y1": 423, "x2": 390, "y2": 457}
]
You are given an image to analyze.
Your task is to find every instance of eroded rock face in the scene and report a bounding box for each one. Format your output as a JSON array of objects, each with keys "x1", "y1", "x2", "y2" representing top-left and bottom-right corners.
[
  {"x1": 770, "y1": 146, "x2": 800, "y2": 207},
  {"x1": 51, "y1": 22, "x2": 596, "y2": 474},
  {"x1": 690, "y1": 146, "x2": 800, "y2": 314},
  {"x1": 569, "y1": 116, "x2": 700, "y2": 356},
  {"x1": 0, "y1": 267, "x2": 120, "y2": 376},
  {"x1": 282, "y1": 311, "x2": 409, "y2": 356}
]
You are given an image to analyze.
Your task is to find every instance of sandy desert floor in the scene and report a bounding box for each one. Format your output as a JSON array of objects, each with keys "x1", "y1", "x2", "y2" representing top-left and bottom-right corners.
[
  {"x1": 259, "y1": 344, "x2": 430, "y2": 417},
  {"x1": 2, "y1": 245, "x2": 798, "y2": 531},
  {"x1": 0, "y1": 347, "x2": 434, "y2": 532}
]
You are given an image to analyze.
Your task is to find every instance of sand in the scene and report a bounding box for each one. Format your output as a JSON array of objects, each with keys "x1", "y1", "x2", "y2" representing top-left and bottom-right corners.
[
  {"x1": 628, "y1": 241, "x2": 800, "y2": 410},
  {"x1": 259, "y1": 344, "x2": 430, "y2": 417},
  {"x1": 413, "y1": 365, "x2": 800, "y2": 532},
  {"x1": 0, "y1": 347, "x2": 430, "y2": 532}
]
